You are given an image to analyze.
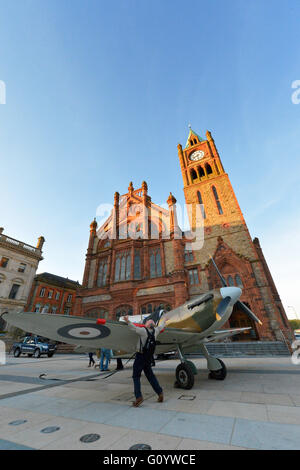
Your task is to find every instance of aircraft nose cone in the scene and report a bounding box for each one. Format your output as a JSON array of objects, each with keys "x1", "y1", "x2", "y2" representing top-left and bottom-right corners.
[{"x1": 220, "y1": 286, "x2": 242, "y2": 304}]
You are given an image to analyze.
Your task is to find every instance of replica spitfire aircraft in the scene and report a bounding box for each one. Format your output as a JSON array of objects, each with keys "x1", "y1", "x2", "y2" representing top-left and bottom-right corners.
[{"x1": 2, "y1": 259, "x2": 262, "y2": 390}]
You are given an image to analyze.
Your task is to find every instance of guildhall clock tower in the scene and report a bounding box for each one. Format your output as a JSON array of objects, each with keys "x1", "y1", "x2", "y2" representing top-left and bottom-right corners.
[{"x1": 177, "y1": 127, "x2": 292, "y2": 343}]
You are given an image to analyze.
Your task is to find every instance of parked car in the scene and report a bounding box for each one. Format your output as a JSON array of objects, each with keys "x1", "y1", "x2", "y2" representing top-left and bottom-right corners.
[{"x1": 12, "y1": 336, "x2": 57, "y2": 358}]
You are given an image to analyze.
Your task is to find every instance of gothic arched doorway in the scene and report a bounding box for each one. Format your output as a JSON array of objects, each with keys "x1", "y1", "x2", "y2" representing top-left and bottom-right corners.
[{"x1": 229, "y1": 302, "x2": 258, "y2": 341}]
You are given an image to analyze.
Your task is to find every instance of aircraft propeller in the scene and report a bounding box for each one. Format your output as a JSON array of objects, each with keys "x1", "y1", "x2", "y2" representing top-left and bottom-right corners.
[{"x1": 210, "y1": 255, "x2": 262, "y2": 326}]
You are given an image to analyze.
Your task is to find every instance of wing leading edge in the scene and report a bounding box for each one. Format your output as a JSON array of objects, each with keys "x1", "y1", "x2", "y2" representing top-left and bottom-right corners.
[{"x1": 2, "y1": 311, "x2": 251, "y2": 356}]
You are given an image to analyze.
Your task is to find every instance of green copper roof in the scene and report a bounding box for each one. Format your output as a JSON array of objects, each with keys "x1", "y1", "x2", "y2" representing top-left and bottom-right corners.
[{"x1": 185, "y1": 127, "x2": 204, "y2": 148}]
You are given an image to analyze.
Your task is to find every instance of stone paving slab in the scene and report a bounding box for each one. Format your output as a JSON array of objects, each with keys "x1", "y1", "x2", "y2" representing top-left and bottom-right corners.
[
  {"x1": 266, "y1": 404, "x2": 300, "y2": 425},
  {"x1": 105, "y1": 406, "x2": 176, "y2": 433},
  {"x1": 109, "y1": 429, "x2": 183, "y2": 450},
  {"x1": 0, "y1": 381, "x2": 37, "y2": 395},
  {"x1": 62, "y1": 401, "x2": 128, "y2": 423},
  {"x1": 1, "y1": 355, "x2": 300, "y2": 450},
  {"x1": 176, "y1": 438, "x2": 246, "y2": 450},
  {"x1": 240, "y1": 391, "x2": 294, "y2": 406},
  {"x1": 160, "y1": 412, "x2": 235, "y2": 445},
  {"x1": 0, "y1": 438, "x2": 35, "y2": 450},
  {"x1": 0, "y1": 412, "x2": 53, "y2": 439},
  {"x1": 206, "y1": 400, "x2": 269, "y2": 422},
  {"x1": 231, "y1": 418, "x2": 300, "y2": 450},
  {"x1": 40, "y1": 422, "x2": 130, "y2": 450},
  {"x1": 1, "y1": 416, "x2": 86, "y2": 449},
  {"x1": 149, "y1": 396, "x2": 213, "y2": 414}
]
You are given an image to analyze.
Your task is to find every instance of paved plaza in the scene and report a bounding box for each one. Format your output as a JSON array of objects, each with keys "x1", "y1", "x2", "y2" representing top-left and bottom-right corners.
[{"x1": 1, "y1": 354, "x2": 300, "y2": 450}]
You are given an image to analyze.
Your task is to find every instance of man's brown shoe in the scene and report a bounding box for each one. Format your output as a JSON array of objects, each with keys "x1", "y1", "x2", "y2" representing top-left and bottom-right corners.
[
  {"x1": 157, "y1": 393, "x2": 164, "y2": 403},
  {"x1": 132, "y1": 397, "x2": 144, "y2": 407}
]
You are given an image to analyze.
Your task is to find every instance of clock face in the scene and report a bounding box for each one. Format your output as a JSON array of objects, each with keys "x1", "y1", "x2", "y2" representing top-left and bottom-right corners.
[{"x1": 189, "y1": 150, "x2": 204, "y2": 161}]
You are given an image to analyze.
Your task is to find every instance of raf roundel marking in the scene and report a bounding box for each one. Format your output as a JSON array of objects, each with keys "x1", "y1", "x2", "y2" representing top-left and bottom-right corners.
[{"x1": 57, "y1": 323, "x2": 111, "y2": 340}]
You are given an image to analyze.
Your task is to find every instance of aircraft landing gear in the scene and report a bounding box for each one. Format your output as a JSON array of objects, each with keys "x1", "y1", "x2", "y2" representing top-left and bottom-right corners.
[
  {"x1": 199, "y1": 344, "x2": 227, "y2": 381},
  {"x1": 174, "y1": 346, "x2": 197, "y2": 390},
  {"x1": 208, "y1": 359, "x2": 227, "y2": 380}
]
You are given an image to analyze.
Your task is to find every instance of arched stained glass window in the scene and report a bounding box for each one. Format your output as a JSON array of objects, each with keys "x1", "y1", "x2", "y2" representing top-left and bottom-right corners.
[
  {"x1": 189, "y1": 268, "x2": 200, "y2": 285},
  {"x1": 184, "y1": 243, "x2": 194, "y2": 262},
  {"x1": 97, "y1": 257, "x2": 108, "y2": 287},
  {"x1": 150, "y1": 247, "x2": 162, "y2": 278},
  {"x1": 115, "y1": 250, "x2": 131, "y2": 282},
  {"x1": 235, "y1": 274, "x2": 243, "y2": 287},
  {"x1": 227, "y1": 275, "x2": 234, "y2": 286},
  {"x1": 134, "y1": 249, "x2": 141, "y2": 279},
  {"x1": 212, "y1": 186, "x2": 223, "y2": 215},
  {"x1": 197, "y1": 191, "x2": 206, "y2": 219}
]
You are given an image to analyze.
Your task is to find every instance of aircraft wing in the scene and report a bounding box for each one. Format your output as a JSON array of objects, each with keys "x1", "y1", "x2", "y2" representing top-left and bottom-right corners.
[
  {"x1": 2, "y1": 311, "x2": 200, "y2": 355},
  {"x1": 181, "y1": 327, "x2": 252, "y2": 353},
  {"x1": 203, "y1": 327, "x2": 252, "y2": 342},
  {"x1": 3, "y1": 311, "x2": 141, "y2": 353}
]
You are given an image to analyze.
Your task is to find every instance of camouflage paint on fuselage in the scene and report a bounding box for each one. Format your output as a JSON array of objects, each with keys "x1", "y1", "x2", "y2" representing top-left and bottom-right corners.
[{"x1": 162, "y1": 289, "x2": 223, "y2": 333}]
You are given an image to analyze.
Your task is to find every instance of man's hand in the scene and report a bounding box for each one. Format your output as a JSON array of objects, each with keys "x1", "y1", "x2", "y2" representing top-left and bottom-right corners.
[{"x1": 124, "y1": 315, "x2": 129, "y2": 323}]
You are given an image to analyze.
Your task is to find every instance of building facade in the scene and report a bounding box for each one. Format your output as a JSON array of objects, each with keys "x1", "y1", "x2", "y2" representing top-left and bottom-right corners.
[
  {"x1": 0, "y1": 228, "x2": 44, "y2": 330},
  {"x1": 74, "y1": 129, "x2": 292, "y2": 342},
  {"x1": 26, "y1": 272, "x2": 80, "y2": 315}
]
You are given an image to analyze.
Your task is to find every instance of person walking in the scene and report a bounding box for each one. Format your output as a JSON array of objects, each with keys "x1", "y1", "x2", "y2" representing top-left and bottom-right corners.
[
  {"x1": 100, "y1": 348, "x2": 112, "y2": 371},
  {"x1": 88, "y1": 352, "x2": 95, "y2": 367},
  {"x1": 123, "y1": 315, "x2": 166, "y2": 407}
]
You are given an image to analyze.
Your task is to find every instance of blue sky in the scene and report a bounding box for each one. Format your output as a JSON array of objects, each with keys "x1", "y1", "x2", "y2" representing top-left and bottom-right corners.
[{"x1": 0, "y1": 0, "x2": 299, "y2": 318}]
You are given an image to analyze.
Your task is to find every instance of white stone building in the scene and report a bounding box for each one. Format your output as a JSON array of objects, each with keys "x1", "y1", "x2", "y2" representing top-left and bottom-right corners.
[{"x1": 0, "y1": 227, "x2": 44, "y2": 331}]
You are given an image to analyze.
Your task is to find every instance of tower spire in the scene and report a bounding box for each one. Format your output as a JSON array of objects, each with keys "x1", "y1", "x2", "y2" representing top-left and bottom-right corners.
[{"x1": 185, "y1": 126, "x2": 204, "y2": 149}]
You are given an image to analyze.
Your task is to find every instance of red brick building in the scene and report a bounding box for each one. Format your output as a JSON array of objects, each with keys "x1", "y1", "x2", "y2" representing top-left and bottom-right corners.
[
  {"x1": 26, "y1": 272, "x2": 80, "y2": 315},
  {"x1": 74, "y1": 128, "x2": 292, "y2": 343}
]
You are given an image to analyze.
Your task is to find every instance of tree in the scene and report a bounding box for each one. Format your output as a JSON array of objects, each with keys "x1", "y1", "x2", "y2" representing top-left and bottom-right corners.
[{"x1": 289, "y1": 319, "x2": 300, "y2": 330}]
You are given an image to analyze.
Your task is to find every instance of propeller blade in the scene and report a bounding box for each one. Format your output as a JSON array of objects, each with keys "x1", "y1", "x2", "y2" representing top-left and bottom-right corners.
[
  {"x1": 209, "y1": 255, "x2": 227, "y2": 287},
  {"x1": 236, "y1": 300, "x2": 262, "y2": 325},
  {"x1": 209, "y1": 254, "x2": 262, "y2": 325}
]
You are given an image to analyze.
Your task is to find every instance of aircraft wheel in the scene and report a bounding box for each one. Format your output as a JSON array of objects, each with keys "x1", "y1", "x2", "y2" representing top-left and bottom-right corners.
[
  {"x1": 175, "y1": 363, "x2": 195, "y2": 390},
  {"x1": 208, "y1": 359, "x2": 227, "y2": 380},
  {"x1": 14, "y1": 348, "x2": 21, "y2": 358}
]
